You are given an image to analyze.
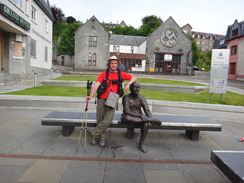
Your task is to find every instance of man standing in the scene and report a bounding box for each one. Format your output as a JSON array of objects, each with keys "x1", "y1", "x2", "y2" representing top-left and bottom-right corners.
[
  {"x1": 86, "y1": 56, "x2": 136, "y2": 147},
  {"x1": 121, "y1": 82, "x2": 161, "y2": 153}
]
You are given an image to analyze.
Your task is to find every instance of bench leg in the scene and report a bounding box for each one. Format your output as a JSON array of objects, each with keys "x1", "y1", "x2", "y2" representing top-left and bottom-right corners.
[
  {"x1": 126, "y1": 128, "x2": 134, "y2": 139},
  {"x1": 185, "y1": 130, "x2": 199, "y2": 141},
  {"x1": 62, "y1": 126, "x2": 74, "y2": 137}
]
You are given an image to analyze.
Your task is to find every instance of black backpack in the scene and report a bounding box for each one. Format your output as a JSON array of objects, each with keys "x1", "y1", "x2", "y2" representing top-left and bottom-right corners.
[{"x1": 97, "y1": 68, "x2": 124, "y2": 98}]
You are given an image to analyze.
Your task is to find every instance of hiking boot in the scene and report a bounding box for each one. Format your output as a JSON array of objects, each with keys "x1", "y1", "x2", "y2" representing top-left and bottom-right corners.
[
  {"x1": 89, "y1": 131, "x2": 96, "y2": 145},
  {"x1": 99, "y1": 138, "x2": 105, "y2": 147},
  {"x1": 139, "y1": 141, "x2": 147, "y2": 153}
]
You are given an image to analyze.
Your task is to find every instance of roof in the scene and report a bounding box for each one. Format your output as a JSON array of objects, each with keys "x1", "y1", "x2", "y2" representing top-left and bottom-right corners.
[
  {"x1": 225, "y1": 19, "x2": 244, "y2": 41},
  {"x1": 213, "y1": 36, "x2": 227, "y2": 49},
  {"x1": 34, "y1": 0, "x2": 55, "y2": 21},
  {"x1": 109, "y1": 34, "x2": 147, "y2": 46},
  {"x1": 192, "y1": 31, "x2": 222, "y2": 39}
]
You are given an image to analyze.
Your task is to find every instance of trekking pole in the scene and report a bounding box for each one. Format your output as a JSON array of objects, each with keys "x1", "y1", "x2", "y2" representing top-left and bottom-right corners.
[{"x1": 76, "y1": 80, "x2": 93, "y2": 152}]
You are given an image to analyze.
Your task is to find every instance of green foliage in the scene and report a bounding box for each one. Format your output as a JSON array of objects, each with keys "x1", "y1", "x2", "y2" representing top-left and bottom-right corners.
[
  {"x1": 198, "y1": 50, "x2": 212, "y2": 71},
  {"x1": 66, "y1": 16, "x2": 76, "y2": 24},
  {"x1": 188, "y1": 35, "x2": 200, "y2": 65},
  {"x1": 104, "y1": 15, "x2": 163, "y2": 37},
  {"x1": 54, "y1": 76, "x2": 205, "y2": 86},
  {"x1": 56, "y1": 21, "x2": 82, "y2": 55},
  {"x1": 109, "y1": 26, "x2": 139, "y2": 36},
  {"x1": 53, "y1": 20, "x2": 67, "y2": 44},
  {"x1": 3, "y1": 86, "x2": 243, "y2": 106}
]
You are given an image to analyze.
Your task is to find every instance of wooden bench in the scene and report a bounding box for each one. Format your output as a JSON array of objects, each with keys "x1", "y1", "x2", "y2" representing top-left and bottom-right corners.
[
  {"x1": 211, "y1": 150, "x2": 244, "y2": 183},
  {"x1": 41, "y1": 111, "x2": 222, "y2": 141}
]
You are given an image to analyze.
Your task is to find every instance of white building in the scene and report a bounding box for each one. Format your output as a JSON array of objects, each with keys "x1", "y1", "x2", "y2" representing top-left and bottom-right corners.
[{"x1": 0, "y1": 0, "x2": 54, "y2": 83}]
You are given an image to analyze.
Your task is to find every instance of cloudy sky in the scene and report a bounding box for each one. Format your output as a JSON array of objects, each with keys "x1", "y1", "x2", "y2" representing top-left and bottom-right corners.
[{"x1": 49, "y1": 0, "x2": 243, "y2": 35}]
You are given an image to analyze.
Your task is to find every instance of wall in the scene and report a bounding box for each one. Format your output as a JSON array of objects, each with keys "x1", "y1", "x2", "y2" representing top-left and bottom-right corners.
[{"x1": 75, "y1": 16, "x2": 110, "y2": 71}]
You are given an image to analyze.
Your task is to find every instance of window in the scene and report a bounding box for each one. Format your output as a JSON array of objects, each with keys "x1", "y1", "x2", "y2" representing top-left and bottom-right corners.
[
  {"x1": 88, "y1": 53, "x2": 92, "y2": 66},
  {"x1": 45, "y1": 46, "x2": 48, "y2": 61},
  {"x1": 10, "y1": 0, "x2": 23, "y2": 8},
  {"x1": 93, "y1": 36, "x2": 97, "y2": 47},
  {"x1": 45, "y1": 19, "x2": 48, "y2": 32},
  {"x1": 88, "y1": 36, "x2": 97, "y2": 47},
  {"x1": 231, "y1": 45, "x2": 237, "y2": 55},
  {"x1": 131, "y1": 46, "x2": 134, "y2": 53},
  {"x1": 93, "y1": 53, "x2": 96, "y2": 66},
  {"x1": 14, "y1": 42, "x2": 22, "y2": 57},
  {"x1": 30, "y1": 39, "x2": 36, "y2": 57},
  {"x1": 113, "y1": 45, "x2": 116, "y2": 52},
  {"x1": 25, "y1": 0, "x2": 29, "y2": 13},
  {"x1": 31, "y1": 6, "x2": 37, "y2": 21},
  {"x1": 220, "y1": 39, "x2": 225, "y2": 45},
  {"x1": 116, "y1": 46, "x2": 120, "y2": 53},
  {"x1": 232, "y1": 29, "x2": 238, "y2": 38}
]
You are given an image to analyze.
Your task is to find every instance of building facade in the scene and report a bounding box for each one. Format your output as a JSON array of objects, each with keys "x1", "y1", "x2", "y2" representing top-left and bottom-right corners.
[
  {"x1": 214, "y1": 19, "x2": 244, "y2": 80},
  {"x1": 0, "y1": 0, "x2": 54, "y2": 83},
  {"x1": 75, "y1": 16, "x2": 193, "y2": 75},
  {"x1": 181, "y1": 24, "x2": 222, "y2": 53}
]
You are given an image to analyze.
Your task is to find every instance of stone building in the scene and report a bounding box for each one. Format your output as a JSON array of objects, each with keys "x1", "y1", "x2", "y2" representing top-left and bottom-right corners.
[
  {"x1": 75, "y1": 16, "x2": 193, "y2": 75},
  {"x1": 0, "y1": 0, "x2": 54, "y2": 84},
  {"x1": 75, "y1": 16, "x2": 110, "y2": 71}
]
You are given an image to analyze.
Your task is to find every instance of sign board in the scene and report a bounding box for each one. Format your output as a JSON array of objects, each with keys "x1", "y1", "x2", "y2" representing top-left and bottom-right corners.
[
  {"x1": 0, "y1": 4, "x2": 30, "y2": 30},
  {"x1": 164, "y1": 54, "x2": 172, "y2": 61},
  {"x1": 209, "y1": 49, "x2": 230, "y2": 94}
]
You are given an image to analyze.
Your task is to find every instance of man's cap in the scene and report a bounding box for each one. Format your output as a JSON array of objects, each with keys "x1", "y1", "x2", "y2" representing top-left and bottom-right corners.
[{"x1": 108, "y1": 55, "x2": 119, "y2": 61}]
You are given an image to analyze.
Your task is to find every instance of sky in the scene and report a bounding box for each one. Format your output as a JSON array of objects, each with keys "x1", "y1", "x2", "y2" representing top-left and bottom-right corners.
[{"x1": 49, "y1": 0, "x2": 243, "y2": 35}]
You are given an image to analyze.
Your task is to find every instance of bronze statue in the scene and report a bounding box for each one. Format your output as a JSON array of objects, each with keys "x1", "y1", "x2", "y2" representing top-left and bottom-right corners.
[{"x1": 121, "y1": 82, "x2": 161, "y2": 153}]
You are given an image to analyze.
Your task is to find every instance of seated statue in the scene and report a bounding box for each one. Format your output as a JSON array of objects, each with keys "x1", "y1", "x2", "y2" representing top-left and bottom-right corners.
[{"x1": 121, "y1": 81, "x2": 161, "y2": 153}]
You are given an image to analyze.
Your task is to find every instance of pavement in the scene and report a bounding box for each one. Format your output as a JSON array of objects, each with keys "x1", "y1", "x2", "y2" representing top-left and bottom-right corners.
[{"x1": 0, "y1": 66, "x2": 244, "y2": 183}]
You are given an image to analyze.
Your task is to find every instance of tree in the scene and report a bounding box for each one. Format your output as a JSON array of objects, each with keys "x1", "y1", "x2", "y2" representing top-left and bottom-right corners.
[
  {"x1": 51, "y1": 5, "x2": 65, "y2": 23},
  {"x1": 138, "y1": 15, "x2": 163, "y2": 36},
  {"x1": 56, "y1": 22, "x2": 82, "y2": 55},
  {"x1": 188, "y1": 35, "x2": 200, "y2": 65},
  {"x1": 109, "y1": 26, "x2": 139, "y2": 36},
  {"x1": 66, "y1": 16, "x2": 76, "y2": 24},
  {"x1": 53, "y1": 20, "x2": 67, "y2": 44}
]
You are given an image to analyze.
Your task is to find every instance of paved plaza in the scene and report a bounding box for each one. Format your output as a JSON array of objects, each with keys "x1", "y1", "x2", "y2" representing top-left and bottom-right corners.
[{"x1": 0, "y1": 68, "x2": 243, "y2": 182}]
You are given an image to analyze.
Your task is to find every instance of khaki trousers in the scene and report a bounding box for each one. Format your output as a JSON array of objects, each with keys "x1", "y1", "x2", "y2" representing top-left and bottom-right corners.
[{"x1": 91, "y1": 99, "x2": 115, "y2": 137}]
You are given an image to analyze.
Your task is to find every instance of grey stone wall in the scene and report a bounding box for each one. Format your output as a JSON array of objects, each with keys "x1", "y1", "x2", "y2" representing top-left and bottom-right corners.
[
  {"x1": 75, "y1": 16, "x2": 110, "y2": 71},
  {"x1": 146, "y1": 17, "x2": 192, "y2": 74}
]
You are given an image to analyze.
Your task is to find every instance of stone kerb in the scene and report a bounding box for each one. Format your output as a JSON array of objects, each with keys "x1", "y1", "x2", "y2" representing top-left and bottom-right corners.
[
  {"x1": 0, "y1": 95, "x2": 243, "y2": 122},
  {"x1": 42, "y1": 80, "x2": 208, "y2": 94}
]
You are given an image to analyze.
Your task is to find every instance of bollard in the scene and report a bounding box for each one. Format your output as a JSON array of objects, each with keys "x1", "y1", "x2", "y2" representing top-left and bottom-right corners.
[
  {"x1": 32, "y1": 70, "x2": 37, "y2": 87},
  {"x1": 50, "y1": 67, "x2": 53, "y2": 80}
]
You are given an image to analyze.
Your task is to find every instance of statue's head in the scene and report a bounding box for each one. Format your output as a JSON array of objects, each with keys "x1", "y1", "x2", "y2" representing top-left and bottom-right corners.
[{"x1": 130, "y1": 82, "x2": 140, "y2": 95}]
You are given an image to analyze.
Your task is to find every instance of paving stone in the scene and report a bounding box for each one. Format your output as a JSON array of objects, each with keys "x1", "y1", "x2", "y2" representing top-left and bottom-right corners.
[
  {"x1": 61, "y1": 167, "x2": 104, "y2": 183},
  {"x1": 177, "y1": 164, "x2": 231, "y2": 183},
  {"x1": 104, "y1": 162, "x2": 145, "y2": 183},
  {"x1": 0, "y1": 165, "x2": 29, "y2": 183},
  {"x1": 144, "y1": 169, "x2": 187, "y2": 183},
  {"x1": 18, "y1": 159, "x2": 70, "y2": 183}
]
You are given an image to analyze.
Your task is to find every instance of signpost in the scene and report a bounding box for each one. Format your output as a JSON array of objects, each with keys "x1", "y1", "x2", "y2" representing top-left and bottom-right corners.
[{"x1": 209, "y1": 49, "x2": 230, "y2": 101}]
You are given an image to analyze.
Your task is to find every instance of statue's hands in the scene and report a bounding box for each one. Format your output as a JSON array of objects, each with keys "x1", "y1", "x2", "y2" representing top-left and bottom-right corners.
[
  {"x1": 141, "y1": 114, "x2": 148, "y2": 121},
  {"x1": 150, "y1": 118, "x2": 162, "y2": 126}
]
